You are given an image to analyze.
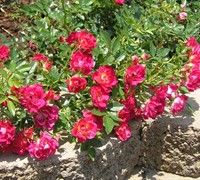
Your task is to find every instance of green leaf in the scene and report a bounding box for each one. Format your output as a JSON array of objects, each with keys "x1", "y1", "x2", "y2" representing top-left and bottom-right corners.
[
  {"x1": 116, "y1": 53, "x2": 126, "y2": 62},
  {"x1": 0, "y1": 96, "x2": 7, "y2": 104},
  {"x1": 100, "y1": 30, "x2": 111, "y2": 47},
  {"x1": 179, "y1": 86, "x2": 189, "y2": 94},
  {"x1": 150, "y1": 42, "x2": 156, "y2": 56},
  {"x1": 17, "y1": 64, "x2": 31, "y2": 72},
  {"x1": 87, "y1": 146, "x2": 96, "y2": 161},
  {"x1": 103, "y1": 116, "x2": 118, "y2": 135},
  {"x1": 7, "y1": 100, "x2": 16, "y2": 117},
  {"x1": 0, "y1": 69, "x2": 7, "y2": 78},
  {"x1": 157, "y1": 48, "x2": 170, "y2": 57},
  {"x1": 108, "y1": 101, "x2": 124, "y2": 112},
  {"x1": 9, "y1": 60, "x2": 16, "y2": 72},
  {"x1": 107, "y1": 112, "x2": 121, "y2": 121},
  {"x1": 112, "y1": 37, "x2": 120, "y2": 55},
  {"x1": 104, "y1": 55, "x2": 114, "y2": 64},
  {"x1": 91, "y1": 109, "x2": 105, "y2": 116},
  {"x1": 8, "y1": 95, "x2": 19, "y2": 103}
]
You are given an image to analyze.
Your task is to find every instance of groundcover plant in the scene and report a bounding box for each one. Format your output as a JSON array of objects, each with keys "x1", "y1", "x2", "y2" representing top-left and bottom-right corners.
[{"x1": 0, "y1": 0, "x2": 200, "y2": 160}]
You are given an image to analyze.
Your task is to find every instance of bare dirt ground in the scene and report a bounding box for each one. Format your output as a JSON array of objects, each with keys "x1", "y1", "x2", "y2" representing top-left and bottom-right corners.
[{"x1": 0, "y1": 0, "x2": 36, "y2": 39}]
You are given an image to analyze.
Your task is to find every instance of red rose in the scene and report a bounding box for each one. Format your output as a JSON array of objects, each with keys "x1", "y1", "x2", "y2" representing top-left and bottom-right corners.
[
  {"x1": 144, "y1": 97, "x2": 166, "y2": 119},
  {"x1": 115, "y1": 0, "x2": 125, "y2": 5},
  {"x1": 12, "y1": 84, "x2": 47, "y2": 113},
  {"x1": 70, "y1": 51, "x2": 94, "y2": 75},
  {"x1": 0, "y1": 120, "x2": 16, "y2": 152},
  {"x1": 66, "y1": 30, "x2": 97, "y2": 52},
  {"x1": 125, "y1": 64, "x2": 146, "y2": 87},
  {"x1": 82, "y1": 110, "x2": 103, "y2": 131},
  {"x1": 92, "y1": 65, "x2": 118, "y2": 89},
  {"x1": 28, "y1": 132, "x2": 59, "y2": 160},
  {"x1": 171, "y1": 95, "x2": 188, "y2": 115},
  {"x1": 12, "y1": 127, "x2": 34, "y2": 155},
  {"x1": 90, "y1": 85, "x2": 110, "y2": 111},
  {"x1": 114, "y1": 123, "x2": 132, "y2": 141},
  {"x1": 33, "y1": 105, "x2": 59, "y2": 131},
  {"x1": 0, "y1": 45, "x2": 10, "y2": 62},
  {"x1": 32, "y1": 53, "x2": 48, "y2": 62},
  {"x1": 186, "y1": 69, "x2": 200, "y2": 92},
  {"x1": 71, "y1": 117, "x2": 98, "y2": 143},
  {"x1": 66, "y1": 76, "x2": 87, "y2": 93}
]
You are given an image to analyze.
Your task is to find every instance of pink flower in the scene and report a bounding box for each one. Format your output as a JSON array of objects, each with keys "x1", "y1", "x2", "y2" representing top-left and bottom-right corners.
[
  {"x1": 144, "y1": 97, "x2": 166, "y2": 119},
  {"x1": 186, "y1": 36, "x2": 199, "y2": 47},
  {"x1": 90, "y1": 85, "x2": 110, "y2": 111},
  {"x1": 70, "y1": 51, "x2": 94, "y2": 75},
  {"x1": 177, "y1": 12, "x2": 187, "y2": 22},
  {"x1": 12, "y1": 84, "x2": 47, "y2": 113},
  {"x1": 92, "y1": 66, "x2": 118, "y2": 89},
  {"x1": 132, "y1": 55, "x2": 139, "y2": 64},
  {"x1": 66, "y1": 76, "x2": 87, "y2": 93},
  {"x1": 59, "y1": 36, "x2": 65, "y2": 42},
  {"x1": 45, "y1": 88, "x2": 60, "y2": 101},
  {"x1": 71, "y1": 117, "x2": 98, "y2": 143},
  {"x1": 28, "y1": 132, "x2": 59, "y2": 160},
  {"x1": 185, "y1": 69, "x2": 200, "y2": 92},
  {"x1": 82, "y1": 110, "x2": 103, "y2": 131},
  {"x1": 76, "y1": 30, "x2": 97, "y2": 52},
  {"x1": 66, "y1": 30, "x2": 97, "y2": 52},
  {"x1": 44, "y1": 61, "x2": 52, "y2": 71},
  {"x1": 141, "y1": 53, "x2": 150, "y2": 60},
  {"x1": 118, "y1": 108, "x2": 133, "y2": 122},
  {"x1": 114, "y1": 0, "x2": 125, "y2": 5},
  {"x1": 0, "y1": 45, "x2": 10, "y2": 62},
  {"x1": 0, "y1": 120, "x2": 16, "y2": 152},
  {"x1": 171, "y1": 95, "x2": 188, "y2": 115},
  {"x1": 66, "y1": 31, "x2": 78, "y2": 45},
  {"x1": 114, "y1": 123, "x2": 131, "y2": 141},
  {"x1": 12, "y1": 127, "x2": 34, "y2": 155},
  {"x1": 125, "y1": 64, "x2": 146, "y2": 87},
  {"x1": 32, "y1": 53, "x2": 48, "y2": 62},
  {"x1": 33, "y1": 105, "x2": 59, "y2": 131}
]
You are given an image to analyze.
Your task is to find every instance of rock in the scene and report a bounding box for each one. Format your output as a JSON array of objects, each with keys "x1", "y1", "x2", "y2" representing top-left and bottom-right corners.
[
  {"x1": 0, "y1": 121, "x2": 142, "y2": 180},
  {"x1": 141, "y1": 90, "x2": 200, "y2": 178}
]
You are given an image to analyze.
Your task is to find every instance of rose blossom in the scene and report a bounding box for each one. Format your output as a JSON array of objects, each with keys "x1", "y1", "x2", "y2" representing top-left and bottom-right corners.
[
  {"x1": 114, "y1": 123, "x2": 131, "y2": 141},
  {"x1": 32, "y1": 53, "x2": 48, "y2": 62},
  {"x1": 12, "y1": 127, "x2": 34, "y2": 155},
  {"x1": 33, "y1": 105, "x2": 59, "y2": 131},
  {"x1": 171, "y1": 95, "x2": 188, "y2": 115},
  {"x1": 71, "y1": 117, "x2": 98, "y2": 143},
  {"x1": 82, "y1": 110, "x2": 103, "y2": 131},
  {"x1": 66, "y1": 30, "x2": 97, "y2": 52},
  {"x1": 144, "y1": 97, "x2": 166, "y2": 119},
  {"x1": 185, "y1": 69, "x2": 200, "y2": 92},
  {"x1": 177, "y1": 12, "x2": 187, "y2": 22},
  {"x1": 132, "y1": 55, "x2": 139, "y2": 64},
  {"x1": 70, "y1": 51, "x2": 94, "y2": 75},
  {"x1": 115, "y1": 0, "x2": 125, "y2": 5},
  {"x1": 0, "y1": 120, "x2": 16, "y2": 152},
  {"x1": 92, "y1": 65, "x2": 118, "y2": 89},
  {"x1": 90, "y1": 85, "x2": 110, "y2": 110},
  {"x1": 28, "y1": 132, "x2": 59, "y2": 160},
  {"x1": 0, "y1": 45, "x2": 10, "y2": 62},
  {"x1": 12, "y1": 84, "x2": 47, "y2": 113},
  {"x1": 125, "y1": 64, "x2": 146, "y2": 87},
  {"x1": 66, "y1": 76, "x2": 87, "y2": 93},
  {"x1": 141, "y1": 53, "x2": 150, "y2": 60}
]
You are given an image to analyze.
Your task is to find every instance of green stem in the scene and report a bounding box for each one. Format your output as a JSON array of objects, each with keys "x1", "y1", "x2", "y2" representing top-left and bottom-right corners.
[{"x1": 61, "y1": 0, "x2": 68, "y2": 31}]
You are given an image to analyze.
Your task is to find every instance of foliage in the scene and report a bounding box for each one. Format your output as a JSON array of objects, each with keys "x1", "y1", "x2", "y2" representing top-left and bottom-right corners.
[{"x1": 0, "y1": 0, "x2": 200, "y2": 160}]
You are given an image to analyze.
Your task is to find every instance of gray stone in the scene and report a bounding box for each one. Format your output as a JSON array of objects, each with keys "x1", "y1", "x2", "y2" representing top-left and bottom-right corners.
[
  {"x1": 0, "y1": 121, "x2": 142, "y2": 180},
  {"x1": 140, "y1": 90, "x2": 200, "y2": 178}
]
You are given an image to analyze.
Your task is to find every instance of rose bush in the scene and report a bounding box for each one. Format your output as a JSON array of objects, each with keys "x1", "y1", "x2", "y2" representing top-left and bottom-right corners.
[{"x1": 0, "y1": 0, "x2": 200, "y2": 160}]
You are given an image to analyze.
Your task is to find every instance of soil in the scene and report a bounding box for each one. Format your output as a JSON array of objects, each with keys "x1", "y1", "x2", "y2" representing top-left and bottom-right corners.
[{"x1": 0, "y1": 0, "x2": 36, "y2": 40}]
